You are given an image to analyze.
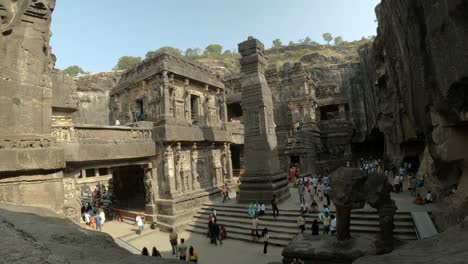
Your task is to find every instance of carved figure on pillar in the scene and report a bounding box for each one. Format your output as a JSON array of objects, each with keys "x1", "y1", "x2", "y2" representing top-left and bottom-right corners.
[
  {"x1": 175, "y1": 142, "x2": 183, "y2": 192},
  {"x1": 144, "y1": 170, "x2": 155, "y2": 205},
  {"x1": 191, "y1": 143, "x2": 199, "y2": 191}
]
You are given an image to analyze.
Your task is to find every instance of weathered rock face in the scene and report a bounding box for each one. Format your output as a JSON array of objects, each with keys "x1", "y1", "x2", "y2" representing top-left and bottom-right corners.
[
  {"x1": 351, "y1": 0, "x2": 468, "y2": 230},
  {"x1": 0, "y1": 202, "x2": 183, "y2": 264},
  {"x1": 0, "y1": 0, "x2": 66, "y2": 211},
  {"x1": 73, "y1": 72, "x2": 121, "y2": 125}
]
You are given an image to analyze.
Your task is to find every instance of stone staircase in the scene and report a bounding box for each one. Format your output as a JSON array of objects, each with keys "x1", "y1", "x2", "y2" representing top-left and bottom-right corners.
[{"x1": 186, "y1": 203, "x2": 418, "y2": 247}]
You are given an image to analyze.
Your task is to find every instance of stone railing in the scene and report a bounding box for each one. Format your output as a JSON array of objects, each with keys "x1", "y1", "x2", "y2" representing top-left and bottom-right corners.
[
  {"x1": 319, "y1": 121, "x2": 352, "y2": 131},
  {"x1": 227, "y1": 123, "x2": 244, "y2": 145},
  {"x1": 51, "y1": 124, "x2": 153, "y2": 143}
]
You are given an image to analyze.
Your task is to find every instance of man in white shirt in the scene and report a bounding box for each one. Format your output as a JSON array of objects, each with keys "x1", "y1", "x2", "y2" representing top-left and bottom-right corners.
[
  {"x1": 259, "y1": 203, "x2": 266, "y2": 216},
  {"x1": 394, "y1": 175, "x2": 401, "y2": 193},
  {"x1": 425, "y1": 191, "x2": 433, "y2": 203},
  {"x1": 330, "y1": 215, "x2": 337, "y2": 235},
  {"x1": 312, "y1": 176, "x2": 318, "y2": 195},
  {"x1": 136, "y1": 214, "x2": 144, "y2": 235}
]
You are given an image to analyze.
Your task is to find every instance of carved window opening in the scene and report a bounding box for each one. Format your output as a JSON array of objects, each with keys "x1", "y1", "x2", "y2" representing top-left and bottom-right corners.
[
  {"x1": 85, "y1": 169, "x2": 96, "y2": 177},
  {"x1": 136, "y1": 99, "x2": 144, "y2": 121},
  {"x1": 190, "y1": 95, "x2": 199, "y2": 124},
  {"x1": 227, "y1": 103, "x2": 243, "y2": 123},
  {"x1": 320, "y1": 105, "x2": 340, "y2": 120},
  {"x1": 98, "y1": 168, "x2": 109, "y2": 176}
]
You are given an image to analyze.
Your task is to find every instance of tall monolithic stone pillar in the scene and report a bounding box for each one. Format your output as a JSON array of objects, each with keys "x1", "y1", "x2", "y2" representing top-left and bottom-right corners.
[
  {"x1": 238, "y1": 37, "x2": 290, "y2": 203},
  {"x1": 0, "y1": 1, "x2": 65, "y2": 211}
]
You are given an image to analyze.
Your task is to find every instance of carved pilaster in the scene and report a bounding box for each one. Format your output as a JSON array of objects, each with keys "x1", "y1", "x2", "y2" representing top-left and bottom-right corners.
[
  {"x1": 191, "y1": 143, "x2": 199, "y2": 191},
  {"x1": 163, "y1": 144, "x2": 176, "y2": 194}
]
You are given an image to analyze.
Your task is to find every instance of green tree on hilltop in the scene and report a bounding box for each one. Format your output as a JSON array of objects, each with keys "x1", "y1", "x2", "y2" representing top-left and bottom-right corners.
[
  {"x1": 272, "y1": 38, "x2": 283, "y2": 48},
  {"x1": 304, "y1": 37, "x2": 312, "y2": 44},
  {"x1": 334, "y1": 36, "x2": 344, "y2": 46},
  {"x1": 322, "y1": 33, "x2": 333, "y2": 45},
  {"x1": 146, "y1": 47, "x2": 182, "y2": 59},
  {"x1": 62, "y1": 65, "x2": 86, "y2": 77},
  {"x1": 203, "y1": 44, "x2": 223, "y2": 56},
  {"x1": 114, "y1": 56, "x2": 142, "y2": 71},
  {"x1": 185, "y1": 48, "x2": 202, "y2": 59}
]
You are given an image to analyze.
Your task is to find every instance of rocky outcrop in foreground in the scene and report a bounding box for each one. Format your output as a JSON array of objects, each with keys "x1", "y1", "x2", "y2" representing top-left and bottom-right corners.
[
  {"x1": 354, "y1": 217, "x2": 468, "y2": 264},
  {"x1": 0, "y1": 203, "x2": 181, "y2": 264}
]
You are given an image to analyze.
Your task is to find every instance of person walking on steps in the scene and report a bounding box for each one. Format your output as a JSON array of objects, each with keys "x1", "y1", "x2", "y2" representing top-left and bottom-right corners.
[
  {"x1": 169, "y1": 228, "x2": 178, "y2": 255},
  {"x1": 177, "y1": 238, "x2": 188, "y2": 261},
  {"x1": 297, "y1": 213, "x2": 306, "y2": 234},
  {"x1": 271, "y1": 195, "x2": 279, "y2": 218},
  {"x1": 262, "y1": 228, "x2": 269, "y2": 254},
  {"x1": 251, "y1": 216, "x2": 260, "y2": 241}
]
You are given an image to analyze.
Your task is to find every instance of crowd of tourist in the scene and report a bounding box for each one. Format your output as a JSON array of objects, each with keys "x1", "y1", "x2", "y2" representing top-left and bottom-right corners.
[{"x1": 80, "y1": 184, "x2": 110, "y2": 232}]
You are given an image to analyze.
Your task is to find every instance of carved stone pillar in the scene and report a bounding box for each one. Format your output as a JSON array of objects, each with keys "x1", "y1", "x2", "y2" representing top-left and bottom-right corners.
[
  {"x1": 376, "y1": 200, "x2": 397, "y2": 254},
  {"x1": 174, "y1": 142, "x2": 183, "y2": 192},
  {"x1": 191, "y1": 143, "x2": 199, "y2": 191},
  {"x1": 335, "y1": 205, "x2": 352, "y2": 241},
  {"x1": 163, "y1": 145, "x2": 176, "y2": 195},
  {"x1": 161, "y1": 71, "x2": 172, "y2": 119}
]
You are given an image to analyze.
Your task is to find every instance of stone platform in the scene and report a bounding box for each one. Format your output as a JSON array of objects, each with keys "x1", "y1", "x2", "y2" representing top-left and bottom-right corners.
[
  {"x1": 238, "y1": 173, "x2": 290, "y2": 203},
  {"x1": 282, "y1": 234, "x2": 376, "y2": 264}
]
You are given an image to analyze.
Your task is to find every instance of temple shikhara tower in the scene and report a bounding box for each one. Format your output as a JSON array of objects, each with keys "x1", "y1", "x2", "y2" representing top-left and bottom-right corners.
[{"x1": 237, "y1": 37, "x2": 290, "y2": 203}]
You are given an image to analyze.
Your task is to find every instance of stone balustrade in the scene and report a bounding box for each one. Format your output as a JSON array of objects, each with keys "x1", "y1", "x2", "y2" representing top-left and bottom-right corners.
[
  {"x1": 227, "y1": 123, "x2": 244, "y2": 145},
  {"x1": 51, "y1": 125, "x2": 152, "y2": 143}
]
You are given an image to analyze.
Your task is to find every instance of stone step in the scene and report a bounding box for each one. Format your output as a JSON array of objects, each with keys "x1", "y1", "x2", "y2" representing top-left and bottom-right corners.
[
  {"x1": 118, "y1": 225, "x2": 154, "y2": 242},
  {"x1": 193, "y1": 214, "x2": 415, "y2": 232},
  {"x1": 191, "y1": 216, "x2": 416, "y2": 237},
  {"x1": 186, "y1": 222, "x2": 417, "y2": 245},
  {"x1": 196, "y1": 209, "x2": 414, "y2": 224},
  {"x1": 201, "y1": 204, "x2": 413, "y2": 217},
  {"x1": 202, "y1": 203, "x2": 413, "y2": 216},
  {"x1": 185, "y1": 225, "x2": 289, "y2": 247}
]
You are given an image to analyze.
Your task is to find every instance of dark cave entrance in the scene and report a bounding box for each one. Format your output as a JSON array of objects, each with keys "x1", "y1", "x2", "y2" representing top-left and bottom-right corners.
[
  {"x1": 352, "y1": 128, "x2": 385, "y2": 159},
  {"x1": 112, "y1": 165, "x2": 146, "y2": 211},
  {"x1": 227, "y1": 102, "x2": 243, "y2": 121}
]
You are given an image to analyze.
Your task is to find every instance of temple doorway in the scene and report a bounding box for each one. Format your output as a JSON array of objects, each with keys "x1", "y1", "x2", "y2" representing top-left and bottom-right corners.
[
  {"x1": 230, "y1": 144, "x2": 244, "y2": 177},
  {"x1": 290, "y1": 155, "x2": 300, "y2": 167},
  {"x1": 112, "y1": 165, "x2": 146, "y2": 211}
]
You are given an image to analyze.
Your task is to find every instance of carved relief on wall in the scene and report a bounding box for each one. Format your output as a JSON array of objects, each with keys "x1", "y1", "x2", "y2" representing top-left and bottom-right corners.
[
  {"x1": 211, "y1": 145, "x2": 223, "y2": 186},
  {"x1": 63, "y1": 177, "x2": 81, "y2": 223},
  {"x1": 144, "y1": 171, "x2": 155, "y2": 205},
  {"x1": 163, "y1": 145, "x2": 175, "y2": 195}
]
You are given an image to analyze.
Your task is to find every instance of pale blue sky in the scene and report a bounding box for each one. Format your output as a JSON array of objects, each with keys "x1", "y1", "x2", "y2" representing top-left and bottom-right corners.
[{"x1": 50, "y1": 0, "x2": 380, "y2": 73}]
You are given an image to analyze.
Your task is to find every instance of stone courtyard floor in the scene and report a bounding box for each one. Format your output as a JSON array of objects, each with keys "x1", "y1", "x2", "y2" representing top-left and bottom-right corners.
[{"x1": 97, "y1": 182, "x2": 435, "y2": 264}]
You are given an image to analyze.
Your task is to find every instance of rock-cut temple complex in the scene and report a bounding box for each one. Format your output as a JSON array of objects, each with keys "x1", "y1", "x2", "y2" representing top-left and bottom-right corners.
[{"x1": 1, "y1": 0, "x2": 468, "y2": 262}]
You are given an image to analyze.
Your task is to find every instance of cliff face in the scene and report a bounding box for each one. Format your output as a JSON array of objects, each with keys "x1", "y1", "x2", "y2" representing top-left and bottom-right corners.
[
  {"x1": 353, "y1": 0, "x2": 468, "y2": 229},
  {"x1": 73, "y1": 72, "x2": 122, "y2": 125}
]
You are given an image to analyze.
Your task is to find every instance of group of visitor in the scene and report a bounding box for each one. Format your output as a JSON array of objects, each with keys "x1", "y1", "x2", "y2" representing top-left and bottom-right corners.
[
  {"x1": 81, "y1": 202, "x2": 106, "y2": 232},
  {"x1": 296, "y1": 174, "x2": 332, "y2": 209},
  {"x1": 207, "y1": 208, "x2": 228, "y2": 246},
  {"x1": 248, "y1": 201, "x2": 266, "y2": 217},
  {"x1": 359, "y1": 158, "x2": 384, "y2": 174},
  {"x1": 141, "y1": 246, "x2": 162, "y2": 257},
  {"x1": 289, "y1": 163, "x2": 302, "y2": 182},
  {"x1": 290, "y1": 120, "x2": 303, "y2": 133},
  {"x1": 296, "y1": 204, "x2": 336, "y2": 236},
  {"x1": 250, "y1": 216, "x2": 270, "y2": 254},
  {"x1": 230, "y1": 117, "x2": 241, "y2": 124}
]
